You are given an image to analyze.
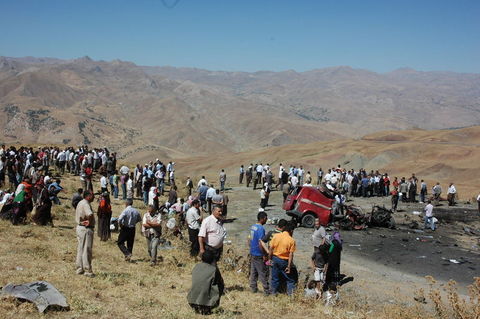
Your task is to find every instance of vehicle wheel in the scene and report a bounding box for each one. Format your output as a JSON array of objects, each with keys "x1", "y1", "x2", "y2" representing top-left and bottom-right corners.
[{"x1": 301, "y1": 213, "x2": 316, "y2": 228}]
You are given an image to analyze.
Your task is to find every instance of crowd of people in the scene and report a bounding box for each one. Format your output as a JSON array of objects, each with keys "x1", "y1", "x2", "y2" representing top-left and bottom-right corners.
[{"x1": 1, "y1": 144, "x2": 479, "y2": 313}]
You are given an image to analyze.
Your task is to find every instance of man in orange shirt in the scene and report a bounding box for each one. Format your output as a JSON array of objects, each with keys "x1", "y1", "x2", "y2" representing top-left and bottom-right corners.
[{"x1": 268, "y1": 222, "x2": 297, "y2": 295}]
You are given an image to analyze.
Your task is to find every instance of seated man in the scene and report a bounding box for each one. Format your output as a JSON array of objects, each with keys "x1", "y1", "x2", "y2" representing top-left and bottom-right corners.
[{"x1": 187, "y1": 250, "x2": 224, "y2": 315}]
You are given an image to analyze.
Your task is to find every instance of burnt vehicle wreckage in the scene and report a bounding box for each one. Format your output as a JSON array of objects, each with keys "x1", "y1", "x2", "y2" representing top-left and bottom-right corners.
[{"x1": 283, "y1": 185, "x2": 395, "y2": 230}]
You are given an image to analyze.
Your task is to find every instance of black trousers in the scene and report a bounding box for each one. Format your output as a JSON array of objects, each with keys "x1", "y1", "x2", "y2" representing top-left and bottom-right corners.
[
  {"x1": 118, "y1": 227, "x2": 136, "y2": 257},
  {"x1": 188, "y1": 228, "x2": 200, "y2": 257},
  {"x1": 205, "y1": 245, "x2": 223, "y2": 263}
]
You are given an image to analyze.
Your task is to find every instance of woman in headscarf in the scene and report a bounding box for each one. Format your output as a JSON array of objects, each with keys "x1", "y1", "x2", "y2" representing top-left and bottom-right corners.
[
  {"x1": 20, "y1": 178, "x2": 34, "y2": 213},
  {"x1": 97, "y1": 192, "x2": 112, "y2": 241},
  {"x1": 12, "y1": 183, "x2": 27, "y2": 225},
  {"x1": 32, "y1": 181, "x2": 53, "y2": 226},
  {"x1": 323, "y1": 231, "x2": 343, "y2": 305}
]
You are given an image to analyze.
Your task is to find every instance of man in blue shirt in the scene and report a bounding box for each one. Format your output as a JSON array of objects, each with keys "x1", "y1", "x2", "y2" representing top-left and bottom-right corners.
[
  {"x1": 117, "y1": 199, "x2": 142, "y2": 261},
  {"x1": 248, "y1": 211, "x2": 269, "y2": 294}
]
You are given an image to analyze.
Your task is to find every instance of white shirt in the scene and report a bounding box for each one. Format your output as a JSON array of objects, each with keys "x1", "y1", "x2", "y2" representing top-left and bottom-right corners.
[
  {"x1": 197, "y1": 178, "x2": 207, "y2": 187},
  {"x1": 198, "y1": 214, "x2": 226, "y2": 248},
  {"x1": 57, "y1": 151, "x2": 66, "y2": 161},
  {"x1": 186, "y1": 207, "x2": 201, "y2": 230},
  {"x1": 100, "y1": 176, "x2": 107, "y2": 188},
  {"x1": 424, "y1": 203, "x2": 434, "y2": 217},
  {"x1": 448, "y1": 185, "x2": 456, "y2": 194},
  {"x1": 290, "y1": 176, "x2": 298, "y2": 187},
  {"x1": 206, "y1": 187, "x2": 216, "y2": 199},
  {"x1": 256, "y1": 165, "x2": 263, "y2": 173},
  {"x1": 324, "y1": 173, "x2": 332, "y2": 182}
]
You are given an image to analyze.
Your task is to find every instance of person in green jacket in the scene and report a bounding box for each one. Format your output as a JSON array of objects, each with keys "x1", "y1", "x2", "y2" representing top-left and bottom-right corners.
[{"x1": 187, "y1": 250, "x2": 224, "y2": 315}]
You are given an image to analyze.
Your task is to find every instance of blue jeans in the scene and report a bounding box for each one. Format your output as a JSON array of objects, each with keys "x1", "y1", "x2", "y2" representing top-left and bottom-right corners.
[
  {"x1": 424, "y1": 216, "x2": 435, "y2": 230},
  {"x1": 113, "y1": 185, "x2": 119, "y2": 199},
  {"x1": 143, "y1": 191, "x2": 148, "y2": 205},
  {"x1": 271, "y1": 256, "x2": 296, "y2": 295},
  {"x1": 122, "y1": 184, "x2": 127, "y2": 200}
]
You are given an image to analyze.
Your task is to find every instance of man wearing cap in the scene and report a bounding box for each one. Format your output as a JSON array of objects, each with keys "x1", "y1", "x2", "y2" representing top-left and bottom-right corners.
[
  {"x1": 75, "y1": 190, "x2": 95, "y2": 277},
  {"x1": 198, "y1": 206, "x2": 226, "y2": 262}
]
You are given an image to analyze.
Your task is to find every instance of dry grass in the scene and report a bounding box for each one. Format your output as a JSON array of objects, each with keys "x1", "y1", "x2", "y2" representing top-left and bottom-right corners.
[{"x1": 0, "y1": 174, "x2": 478, "y2": 318}]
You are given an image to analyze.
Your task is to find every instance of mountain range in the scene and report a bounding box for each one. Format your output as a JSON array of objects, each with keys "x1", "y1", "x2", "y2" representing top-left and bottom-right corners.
[{"x1": 1, "y1": 56, "x2": 479, "y2": 161}]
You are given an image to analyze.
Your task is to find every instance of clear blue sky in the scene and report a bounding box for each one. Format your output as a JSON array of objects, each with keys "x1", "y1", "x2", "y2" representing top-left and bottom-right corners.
[{"x1": 1, "y1": 0, "x2": 479, "y2": 73}]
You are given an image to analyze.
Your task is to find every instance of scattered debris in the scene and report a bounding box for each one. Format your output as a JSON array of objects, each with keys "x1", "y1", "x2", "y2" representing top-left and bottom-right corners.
[
  {"x1": 449, "y1": 259, "x2": 461, "y2": 264},
  {"x1": 1, "y1": 281, "x2": 69, "y2": 313}
]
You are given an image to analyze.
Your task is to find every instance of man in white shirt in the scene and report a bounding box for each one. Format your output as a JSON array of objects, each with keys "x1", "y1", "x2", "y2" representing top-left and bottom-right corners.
[
  {"x1": 447, "y1": 183, "x2": 456, "y2": 206},
  {"x1": 197, "y1": 176, "x2": 208, "y2": 188},
  {"x1": 198, "y1": 205, "x2": 226, "y2": 263},
  {"x1": 186, "y1": 200, "x2": 202, "y2": 257},
  {"x1": 206, "y1": 185, "x2": 216, "y2": 213},
  {"x1": 290, "y1": 175, "x2": 298, "y2": 187},
  {"x1": 100, "y1": 174, "x2": 108, "y2": 193},
  {"x1": 477, "y1": 192, "x2": 480, "y2": 215},
  {"x1": 424, "y1": 200, "x2": 435, "y2": 231}
]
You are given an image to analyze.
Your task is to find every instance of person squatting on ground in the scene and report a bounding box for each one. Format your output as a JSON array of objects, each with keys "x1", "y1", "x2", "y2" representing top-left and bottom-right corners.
[
  {"x1": 424, "y1": 200, "x2": 436, "y2": 231},
  {"x1": 187, "y1": 249, "x2": 224, "y2": 315}
]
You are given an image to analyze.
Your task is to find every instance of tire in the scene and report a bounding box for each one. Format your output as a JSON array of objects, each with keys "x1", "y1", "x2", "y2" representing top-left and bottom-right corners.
[{"x1": 301, "y1": 213, "x2": 316, "y2": 228}]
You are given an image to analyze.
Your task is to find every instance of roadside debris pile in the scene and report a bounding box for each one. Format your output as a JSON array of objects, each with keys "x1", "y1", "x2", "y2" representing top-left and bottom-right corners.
[{"x1": 337, "y1": 205, "x2": 396, "y2": 230}]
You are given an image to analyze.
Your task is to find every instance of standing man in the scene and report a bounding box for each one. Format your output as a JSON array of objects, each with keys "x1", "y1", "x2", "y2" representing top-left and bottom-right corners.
[
  {"x1": 424, "y1": 200, "x2": 435, "y2": 231},
  {"x1": 198, "y1": 206, "x2": 226, "y2": 263},
  {"x1": 219, "y1": 169, "x2": 227, "y2": 192},
  {"x1": 246, "y1": 164, "x2": 253, "y2": 188},
  {"x1": 75, "y1": 190, "x2": 95, "y2": 277},
  {"x1": 317, "y1": 168, "x2": 323, "y2": 185},
  {"x1": 117, "y1": 199, "x2": 142, "y2": 261},
  {"x1": 419, "y1": 180, "x2": 427, "y2": 204},
  {"x1": 186, "y1": 176, "x2": 194, "y2": 196},
  {"x1": 477, "y1": 191, "x2": 480, "y2": 215},
  {"x1": 142, "y1": 205, "x2": 162, "y2": 266},
  {"x1": 432, "y1": 182, "x2": 442, "y2": 206},
  {"x1": 447, "y1": 183, "x2": 457, "y2": 206},
  {"x1": 248, "y1": 212, "x2": 269, "y2": 295},
  {"x1": 269, "y1": 222, "x2": 297, "y2": 296},
  {"x1": 239, "y1": 165, "x2": 245, "y2": 184},
  {"x1": 186, "y1": 199, "x2": 202, "y2": 257},
  {"x1": 206, "y1": 185, "x2": 216, "y2": 213}
]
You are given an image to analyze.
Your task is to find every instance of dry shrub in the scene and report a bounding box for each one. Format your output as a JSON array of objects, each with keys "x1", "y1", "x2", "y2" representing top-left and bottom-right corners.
[{"x1": 427, "y1": 277, "x2": 480, "y2": 319}]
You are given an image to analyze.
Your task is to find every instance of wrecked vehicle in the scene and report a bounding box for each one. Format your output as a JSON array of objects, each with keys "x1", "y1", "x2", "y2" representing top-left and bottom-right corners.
[
  {"x1": 283, "y1": 185, "x2": 395, "y2": 230},
  {"x1": 337, "y1": 205, "x2": 396, "y2": 230},
  {"x1": 283, "y1": 186, "x2": 335, "y2": 227}
]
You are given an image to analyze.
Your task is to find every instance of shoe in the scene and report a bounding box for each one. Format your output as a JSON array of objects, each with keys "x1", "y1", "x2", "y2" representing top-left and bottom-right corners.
[
  {"x1": 76, "y1": 268, "x2": 84, "y2": 275},
  {"x1": 251, "y1": 288, "x2": 258, "y2": 293},
  {"x1": 84, "y1": 272, "x2": 95, "y2": 278},
  {"x1": 125, "y1": 255, "x2": 132, "y2": 262},
  {"x1": 150, "y1": 261, "x2": 156, "y2": 267}
]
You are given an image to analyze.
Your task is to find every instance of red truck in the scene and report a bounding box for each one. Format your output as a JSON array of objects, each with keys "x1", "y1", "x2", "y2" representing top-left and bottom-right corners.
[{"x1": 282, "y1": 186, "x2": 335, "y2": 228}]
